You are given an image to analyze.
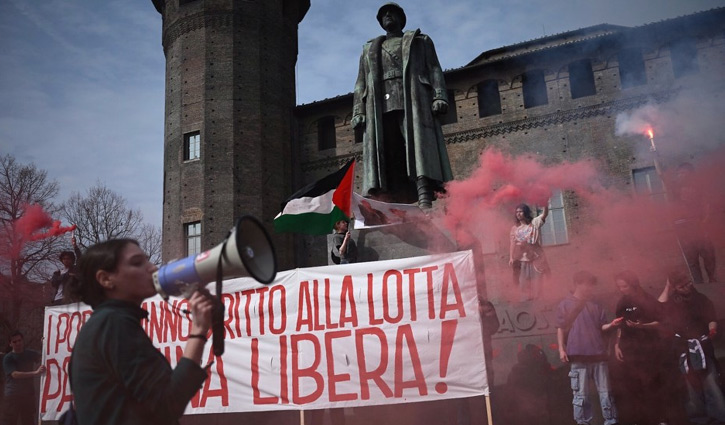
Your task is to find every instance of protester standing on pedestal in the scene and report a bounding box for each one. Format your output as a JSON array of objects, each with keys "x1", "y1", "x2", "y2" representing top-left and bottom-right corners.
[
  {"x1": 50, "y1": 237, "x2": 82, "y2": 305},
  {"x1": 331, "y1": 219, "x2": 357, "y2": 264},
  {"x1": 509, "y1": 203, "x2": 549, "y2": 301}
]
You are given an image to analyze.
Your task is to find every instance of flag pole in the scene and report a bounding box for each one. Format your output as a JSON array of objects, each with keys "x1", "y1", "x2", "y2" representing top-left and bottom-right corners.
[
  {"x1": 485, "y1": 394, "x2": 494, "y2": 425},
  {"x1": 648, "y1": 130, "x2": 696, "y2": 283}
]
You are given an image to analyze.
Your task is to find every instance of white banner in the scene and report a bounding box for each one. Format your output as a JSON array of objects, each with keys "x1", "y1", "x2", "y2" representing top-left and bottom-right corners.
[
  {"x1": 351, "y1": 192, "x2": 428, "y2": 229},
  {"x1": 40, "y1": 251, "x2": 488, "y2": 420}
]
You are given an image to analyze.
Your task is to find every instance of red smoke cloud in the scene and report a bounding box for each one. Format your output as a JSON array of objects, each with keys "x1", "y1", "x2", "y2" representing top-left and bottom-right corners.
[
  {"x1": 8, "y1": 204, "x2": 76, "y2": 259},
  {"x1": 436, "y1": 145, "x2": 725, "y2": 302},
  {"x1": 442, "y1": 149, "x2": 600, "y2": 230}
]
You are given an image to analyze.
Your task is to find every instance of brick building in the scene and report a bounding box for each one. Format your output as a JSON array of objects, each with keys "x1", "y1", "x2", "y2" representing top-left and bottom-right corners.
[
  {"x1": 150, "y1": 0, "x2": 310, "y2": 270},
  {"x1": 295, "y1": 8, "x2": 725, "y2": 275}
]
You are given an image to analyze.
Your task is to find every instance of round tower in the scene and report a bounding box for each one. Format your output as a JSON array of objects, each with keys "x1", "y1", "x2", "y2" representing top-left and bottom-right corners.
[{"x1": 151, "y1": 0, "x2": 309, "y2": 268}]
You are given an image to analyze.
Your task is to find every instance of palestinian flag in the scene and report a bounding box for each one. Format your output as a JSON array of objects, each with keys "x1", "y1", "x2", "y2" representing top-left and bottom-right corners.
[{"x1": 273, "y1": 159, "x2": 355, "y2": 235}]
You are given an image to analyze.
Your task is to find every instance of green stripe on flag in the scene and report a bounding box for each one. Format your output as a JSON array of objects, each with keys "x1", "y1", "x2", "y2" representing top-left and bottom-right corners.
[{"x1": 273, "y1": 206, "x2": 348, "y2": 235}]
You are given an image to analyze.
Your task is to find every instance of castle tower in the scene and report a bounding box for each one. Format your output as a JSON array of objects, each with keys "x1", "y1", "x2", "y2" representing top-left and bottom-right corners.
[{"x1": 150, "y1": 0, "x2": 309, "y2": 268}]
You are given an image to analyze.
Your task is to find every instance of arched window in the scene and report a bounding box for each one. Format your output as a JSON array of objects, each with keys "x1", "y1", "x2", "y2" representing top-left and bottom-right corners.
[
  {"x1": 568, "y1": 59, "x2": 596, "y2": 99},
  {"x1": 477, "y1": 80, "x2": 502, "y2": 117},
  {"x1": 522, "y1": 70, "x2": 548, "y2": 108},
  {"x1": 317, "y1": 116, "x2": 336, "y2": 150}
]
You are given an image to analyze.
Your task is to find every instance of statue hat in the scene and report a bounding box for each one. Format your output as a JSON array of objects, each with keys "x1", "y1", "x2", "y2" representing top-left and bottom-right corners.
[{"x1": 377, "y1": 2, "x2": 406, "y2": 30}]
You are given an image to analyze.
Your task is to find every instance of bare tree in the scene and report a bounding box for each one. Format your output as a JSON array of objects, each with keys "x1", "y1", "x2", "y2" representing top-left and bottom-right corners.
[
  {"x1": 0, "y1": 154, "x2": 62, "y2": 282},
  {"x1": 137, "y1": 223, "x2": 162, "y2": 266},
  {"x1": 0, "y1": 154, "x2": 63, "y2": 337},
  {"x1": 62, "y1": 182, "x2": 144, "y2": 249}
]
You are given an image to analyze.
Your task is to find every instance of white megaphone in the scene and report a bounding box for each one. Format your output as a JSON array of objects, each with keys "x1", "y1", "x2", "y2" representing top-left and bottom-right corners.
[{"x1": 152, "y1": 215, "x2": 277, "y2": 301}]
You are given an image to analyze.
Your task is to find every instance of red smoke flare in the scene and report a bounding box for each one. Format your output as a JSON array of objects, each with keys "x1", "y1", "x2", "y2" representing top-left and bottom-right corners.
[{"x1": 8, "y1": 204, "x2": 76, "y2": 258}]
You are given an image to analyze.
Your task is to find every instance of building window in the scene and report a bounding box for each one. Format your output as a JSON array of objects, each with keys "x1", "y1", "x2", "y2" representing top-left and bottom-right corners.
[
  {"x1": 671, "y1": 39, "x2": 699, "y2": 78},
  {"x1": 440, "y1": 89, "x2": 458, "y2": 125},
  {"x1": 618, "y1": 48, "x2": 646, "y2": 89},
  {"x1": 477, "y1": 80, "x2": 502, "y2": 117},
  {"x1": 633, "y1": 167, "x2": 666, "y2": 202},
  {"x1": 568, "y1": 59, "x2": 596, "y2": 99},
  {"x1": 317, "y1": 116, "x2": 336, "y2": 150},
  {"x1": 185, "y1": 222, "x2": 201, "y2": 256},
  {"x1": 184, "y1": 131, "x2": 200, "y2": 161},
  {"x1": 522, "y1": 70, "x2": 548, "y2": 108},
  {"x1": 179, "y1": 0, "x2": 199, "y2": 5},
  {"x1": 540, "y1": 189, "x2": 569, "y2": 246}
]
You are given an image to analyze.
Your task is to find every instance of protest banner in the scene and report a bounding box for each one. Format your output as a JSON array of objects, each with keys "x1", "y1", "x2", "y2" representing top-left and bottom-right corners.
[{"x1": 40, "y1": 250, "x2": 488, "y2": 420}]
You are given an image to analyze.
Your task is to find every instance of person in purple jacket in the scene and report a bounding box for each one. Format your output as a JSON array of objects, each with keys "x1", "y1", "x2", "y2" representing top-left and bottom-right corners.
[{"x1": 556, "y1": 270, "x2": 622, "y2": 425}]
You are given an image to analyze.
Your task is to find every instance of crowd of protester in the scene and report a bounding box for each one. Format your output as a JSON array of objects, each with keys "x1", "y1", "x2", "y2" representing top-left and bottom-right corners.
[{"x1": 548, "y1": 268, "x2": 723, "y2": 425}]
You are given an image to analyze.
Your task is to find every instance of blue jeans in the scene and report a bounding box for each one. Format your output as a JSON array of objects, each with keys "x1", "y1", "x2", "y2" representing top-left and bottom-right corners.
[
  {"x1": 568, "y1": 361, "x2": 618, "y2": 425},
  {"x1": 684, "y1": 356, "x2": 725, "y2": 424}
]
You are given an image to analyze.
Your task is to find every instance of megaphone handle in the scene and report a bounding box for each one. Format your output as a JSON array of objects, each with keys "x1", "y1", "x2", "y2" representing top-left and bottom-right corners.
[
  {"x1": 212, "y1": 298, "x2": 224, "y2": 357},
  {"x1": 212, "y1": 237, "x2": 228, "y2": 357}
]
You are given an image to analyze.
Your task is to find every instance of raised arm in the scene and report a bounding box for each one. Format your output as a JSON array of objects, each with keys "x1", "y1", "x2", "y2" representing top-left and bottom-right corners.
[
  {"x1": 540, "y1": 204, "x2": 549, "y2": 221},
  {"x1": 658, "y1": 279, "x2": 672, "y2": 303}
]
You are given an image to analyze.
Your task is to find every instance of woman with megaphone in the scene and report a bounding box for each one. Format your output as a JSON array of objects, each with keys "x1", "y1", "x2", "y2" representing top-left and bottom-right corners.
[{"x1": 66, "y1": 238, "x2": 215, "y2": 425}]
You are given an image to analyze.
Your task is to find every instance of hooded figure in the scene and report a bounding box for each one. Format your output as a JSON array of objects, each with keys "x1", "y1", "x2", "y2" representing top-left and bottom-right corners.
[{"x1": 352, "y1": 2, "x2": 453, "y2": 209}]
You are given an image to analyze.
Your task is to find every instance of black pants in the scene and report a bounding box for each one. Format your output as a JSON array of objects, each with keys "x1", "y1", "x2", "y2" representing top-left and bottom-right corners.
[{"x1": 681, "y1": 237, "x2": 717, "y2": 284}]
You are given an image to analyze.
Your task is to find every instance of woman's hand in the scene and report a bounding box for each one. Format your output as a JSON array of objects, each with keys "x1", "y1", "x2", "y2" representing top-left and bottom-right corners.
[{"x1": 188, "y1": 289, "x2": 214, "y2": 336}]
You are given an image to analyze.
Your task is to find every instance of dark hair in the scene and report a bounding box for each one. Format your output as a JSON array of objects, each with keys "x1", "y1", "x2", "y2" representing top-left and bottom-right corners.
[
  {"x1": 614, "y1": 270, "x2": 641, "y2": 290},
  {"x1": 514, "y1": 203, "x2": 533, "y2": 224},
  {"x1": 8, "y1": 330, "x2": 23, "y2": 342},
  {"x1": 59, "y1": 250, "x2": 76, "y2": 262},
  {"x1": 67, "y1": 239, "x2": 139, "y2": 308},
  {"x1": 667, "y1": 269, "x2": 691, "y2": 286},
  {"x1": 573, "y1": 270, "x2": 597, "y2": 286},
  {"x1": 333, "y1": 219, "x2": 349, "y2": 233}
]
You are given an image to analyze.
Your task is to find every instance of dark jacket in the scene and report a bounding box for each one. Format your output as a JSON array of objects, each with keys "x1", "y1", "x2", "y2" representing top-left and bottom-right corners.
[{"x1": 71, "y1": 300, "x2": 207, "y2": 425}]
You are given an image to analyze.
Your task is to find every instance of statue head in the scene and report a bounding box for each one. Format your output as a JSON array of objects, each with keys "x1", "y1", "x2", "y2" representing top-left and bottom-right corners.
[{"x1": 377, "y1": 2, "x2": 406, "y2": 31}]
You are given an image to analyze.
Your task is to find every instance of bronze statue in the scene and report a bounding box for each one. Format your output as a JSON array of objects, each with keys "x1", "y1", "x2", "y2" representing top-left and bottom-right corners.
[{"x1": 352, "y1": 2, "x2": 453, "y2": 209}]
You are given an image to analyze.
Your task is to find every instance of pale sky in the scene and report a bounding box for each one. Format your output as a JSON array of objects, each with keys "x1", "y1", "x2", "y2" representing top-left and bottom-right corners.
[{"x1": 2, "y1": 0, "x2": 724, "y2": 228}]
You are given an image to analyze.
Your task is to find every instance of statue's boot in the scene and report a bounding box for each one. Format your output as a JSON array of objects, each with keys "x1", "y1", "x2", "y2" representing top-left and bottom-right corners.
[{"x1": 416, "y1": 176, "x2": 434, "y2": 209}]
